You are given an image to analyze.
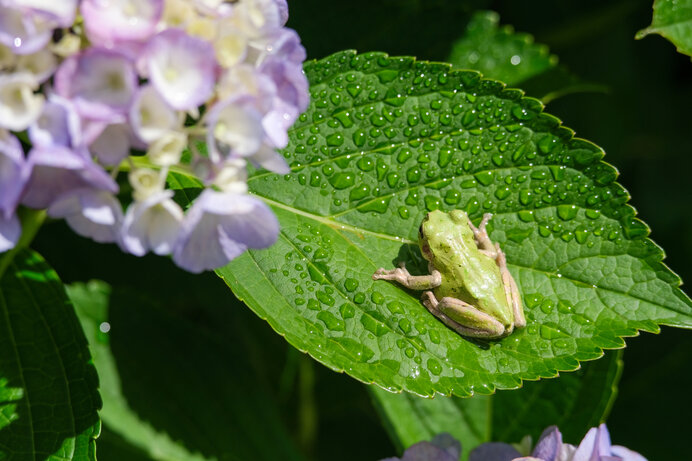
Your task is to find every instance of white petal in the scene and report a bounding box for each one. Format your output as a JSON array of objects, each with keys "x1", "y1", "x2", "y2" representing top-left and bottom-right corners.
[
  {"x1": 130, "y1": 85, "x2": 181, "y2": 143},
  {"x1": 15, "y1": 48, "x2": 57, "y2": 83},
  {"x1": 147, "y1": 130, "x2": 186, "y2": 166},
  {"x1": 0, "y1": 73, "x2": 44, "y2": 131}
]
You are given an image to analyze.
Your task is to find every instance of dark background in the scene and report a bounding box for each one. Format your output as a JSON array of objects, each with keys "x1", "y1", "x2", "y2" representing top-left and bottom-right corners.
[{"x1": 33, "y1": 1, "x2": 691, "y2": 460}]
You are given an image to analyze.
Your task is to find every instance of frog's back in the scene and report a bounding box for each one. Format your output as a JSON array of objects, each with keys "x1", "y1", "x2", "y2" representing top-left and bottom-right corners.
[{"x1": 433, "y1": 219, "x2": 511, "y2": 325}]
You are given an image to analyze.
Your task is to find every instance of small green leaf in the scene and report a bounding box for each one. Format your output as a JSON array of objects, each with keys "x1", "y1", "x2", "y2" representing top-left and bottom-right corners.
[
  {"x1": 637, "y1": 0, "x2": 692, "y2": 56},
  {"x1": 208, "y1": 51, "x2": 692, "y2": 398},
  {"x1": 448, "y1": 11, "x2": 557, "y2": 86},
  {"x1": 0, "y1": 250, "x2": 101, "y2": 460},
  {"x1": 371, "y1": 350, "x2": 622, "y2": 460},
  {"x1": 68, "y1": 281, "x2": 304, "y2": 461}
]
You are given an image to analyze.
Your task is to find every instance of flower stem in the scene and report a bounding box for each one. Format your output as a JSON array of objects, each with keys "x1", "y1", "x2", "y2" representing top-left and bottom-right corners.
[{"x1": 0, "y1": 208, "x2": 47, "y2": 281}]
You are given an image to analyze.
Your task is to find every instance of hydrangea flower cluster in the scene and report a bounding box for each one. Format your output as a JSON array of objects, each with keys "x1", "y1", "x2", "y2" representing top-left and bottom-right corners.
[
  {"x1": 381, "y1": 425, "x2": 647, "y2": 461},
  {"x1": 0, "y1": 0, "x2": 308, "y2": 272}
]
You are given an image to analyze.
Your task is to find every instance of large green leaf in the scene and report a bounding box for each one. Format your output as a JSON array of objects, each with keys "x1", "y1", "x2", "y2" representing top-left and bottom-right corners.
[
  {"x1": 371, "y1": 350, "x2": 622, "y2": 460},
  {"x1": 637, "y1": 0, "x2": 692, "y2": 57},
  {"x1": 209, "y1": 50, "x2": 692, "y2": 397},
  {"x1": 67, "y1": 280, "x2": 305, "y2": 461},
  {"x1": 0, "y1": 250, "x2": 101, "y2": 460}
]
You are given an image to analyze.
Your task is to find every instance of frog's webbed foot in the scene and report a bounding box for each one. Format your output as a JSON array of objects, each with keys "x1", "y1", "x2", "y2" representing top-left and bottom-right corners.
[
  {"x1": 373, "y1": 263, "x2": 442, "y2": 290},
  {"x1": 495, "y1": 248, "x2": 526, "y2": 328},
  {"x1": 421, "y1": 292, "x2": 508, "y2": 338}
]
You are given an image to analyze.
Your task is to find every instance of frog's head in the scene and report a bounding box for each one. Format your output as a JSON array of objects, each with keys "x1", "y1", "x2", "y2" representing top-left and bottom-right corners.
[{"x1": 418, "y1": 209, "x2": 470, "y2": 262}]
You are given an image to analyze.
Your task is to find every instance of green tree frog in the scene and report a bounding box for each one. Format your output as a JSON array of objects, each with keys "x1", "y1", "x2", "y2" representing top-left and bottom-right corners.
[{"x1": 373, "y1": 210, "x2": 525, "y2": 339}]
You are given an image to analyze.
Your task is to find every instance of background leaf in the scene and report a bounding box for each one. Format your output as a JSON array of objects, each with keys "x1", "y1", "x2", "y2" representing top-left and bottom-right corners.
[
  {"x1": 370, "y1": 349, "x2": 622, "y2": 460},
  {"x1": 67, "y1": 280, "x2": 305, "y2": 461},
  {"x1": 637, "y1": 0, "x2": 692, "y2": 56},
  {"x1": 447, "y1": 10, "x2": 558, "y2": 85},
  {"x1": 446, "y1": 11, "x2": 606, "y2": 103},
  {"x1": 207, "y1": 50, "x2": 692, "y2": 398},
  {"x1": 0, "y1": 250, "x2": 100, "y2": 461}
]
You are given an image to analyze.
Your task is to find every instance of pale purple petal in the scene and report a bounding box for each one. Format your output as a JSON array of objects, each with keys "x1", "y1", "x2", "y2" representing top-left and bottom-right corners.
[
  {"x1": 10, "y1": 0, "x2": 78, "y2": 27},
  {"x1": 48, "y1": 188, "x2": 122, "y2": 243},
  {"x1": 0, "y1": 129, "x2": 29, "y2": 218},
  {"x1": 532, "y1": 426, "x2": 562, "y2": 461},
  {"x1": 0, "y1": 213, "x2": 20, "y2": 252},
  {"x1": 145, "y1": 29, "x2": 217, "y2": 110},
  {"x1": 0, "y1": 72, "x2": 44, "y2": 131},
  {"x1": 276, "y1": 0, "x2": 288, "y2": 26},
  {"x1": 121, "y1": 190, "x2": 183, "y2": 256},
  {"x1": 22, "y1": 146, "x2": 117, "y2": 209},
  {"x1": 0, "y1": 1, "x2": 53, "y2": 55},
  {"x1": 469, "y1": 442, "x2": 521, "y2": 461},
  {"x1": 610, "y1": 446, "x2": 647, "y2": 461},
  {"x1": 172, "y1": 190, "x2": 279, "y2": 273},
  {"x1": 81, "y1": 0, "x2": 163, "y2": 47},
  {"x1": 54, "y1": 48, "x2": 137, "y2": 121},
  {"x1": 235, "y1": 0, "x2": 284, "y2": 37},
  {"x1": 261, "y1": 59, "x2": 309, "y2": 115},
  {"x1": 251, "y1": 144, "x2": 289, "y2": 174},
  {"x1": 29, "y1": 95, "x2": 81, "y2": 148},
  {"x1": 89, "y1": 123, "x2": 131, "y2": 166}
]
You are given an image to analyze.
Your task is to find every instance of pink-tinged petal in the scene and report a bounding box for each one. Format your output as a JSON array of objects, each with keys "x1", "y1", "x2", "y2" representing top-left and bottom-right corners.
[
  {"x1": 121, "y1": 190, "x2": 183, "y2": 256},
  {"x1": 29, "y1": 94, "x2": 81, "y2": 148},
  {"x1": 145, "y1": 29, "x2": 218, "y2": 110},
  {"x1": 0, "y1": 212, "x2": 20, "y2": 252},
  {"x1": 89, "y1": 123, "x2": 131, "y2": 166},
  {"x1": 172, "y1": 190, "x2": 279, "y2": 273},
  {"x1": 0, "y1": 1, "x2": 53, "y2": 55},
  {"x1": 48, "y1": 188, "x2": 123, "y2": 243},
  {"x1": 54, "y1": 48, "x2": 137, "y2": 121},
  {"x1": 22, "y1": 146, "x2": 117, "y2": 209},
  {"x1": 9, "y1": 0, "x2": 78, "y2": 27},
  {"x1": 81, "y1": 0, "x2": 163, "y2": 47},
  {"x1": 0, "y1": 129, "x2": 29, "y2": 218}
]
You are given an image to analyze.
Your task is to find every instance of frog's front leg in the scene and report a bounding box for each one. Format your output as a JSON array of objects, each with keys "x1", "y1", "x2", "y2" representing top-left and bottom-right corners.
[
  {"x1": 421, "y1": 292, "x2": 508, "y2": 338},
  {"x1": 372, "y1": 262, "x2": 442, "y2": 290},
  {"x1": 468, "y1": 213, "x2": 497, "y2": 255}
]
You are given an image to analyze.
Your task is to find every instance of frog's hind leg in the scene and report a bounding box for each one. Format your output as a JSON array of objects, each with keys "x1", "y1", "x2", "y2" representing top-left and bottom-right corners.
[
  {"x1": 495, "y1": 248, "x2": 526, "y2": 328},
  {"x1": 421, "y1": 291, "x2": 507, "y2": 338}
]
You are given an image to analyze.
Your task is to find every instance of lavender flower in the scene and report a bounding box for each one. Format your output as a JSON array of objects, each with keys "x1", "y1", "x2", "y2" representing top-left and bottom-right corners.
[
  {"x1": 144, "y1": 29, "x2": 217, "y2": 110},
  {"x1": 380, "y1": 434, "x2": 461, "y2": 461},
  {"x1": 0, "y1": 1, "x2": 53, "y2": 55},
  {"x1": 469, "y1": 425, "x2": 647, "y2": 461},
  {"x1": 54, "y1": 48, "x2": 137, "y2": 122},
  {"x1": 21, "y1": 146, "x2": 117, "y2": 209},
  {"x1": 0, "y1": 129, "x2": 28, "y2": 250},
  {"x1": 48, "y1": 188, "x2": 122, "y2": 243},
  {"x1": 81, "y1": 0, "x2": 163, "y2": 48},
  {"x1": 172, "y1": 189, "x2": 278, "y2": 273}
]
